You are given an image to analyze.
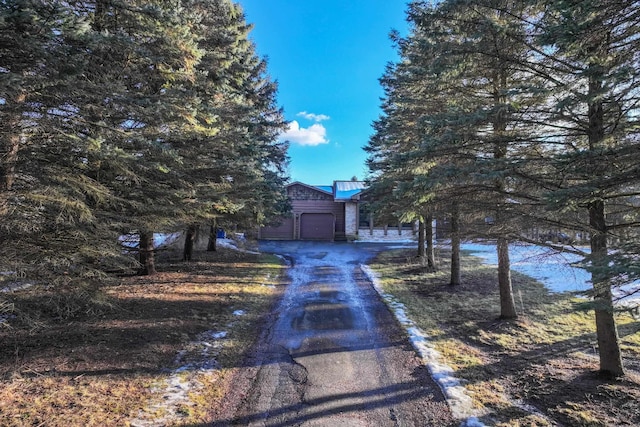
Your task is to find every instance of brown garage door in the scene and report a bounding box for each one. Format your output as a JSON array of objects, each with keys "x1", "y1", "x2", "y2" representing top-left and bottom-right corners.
[
  {"x1": 260, "y1": 217, "x2": 294, "y2": 240},
  {"x1": 300, "y1": 213, "x2": 334, "y2": 241}
]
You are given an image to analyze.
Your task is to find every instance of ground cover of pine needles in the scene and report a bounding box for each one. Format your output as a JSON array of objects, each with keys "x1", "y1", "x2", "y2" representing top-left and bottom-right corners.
[
  {"x1": 0, "y1": 244, "x2": 286, "y2": 426},
  {"x1": 370, "y1": 246, "x2": 640, "y2": 427}
]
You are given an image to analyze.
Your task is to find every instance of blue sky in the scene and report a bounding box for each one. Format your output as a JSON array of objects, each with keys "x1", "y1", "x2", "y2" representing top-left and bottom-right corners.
[{"x1": 239, "y1": 0, "x2": 409, "y2": 185}]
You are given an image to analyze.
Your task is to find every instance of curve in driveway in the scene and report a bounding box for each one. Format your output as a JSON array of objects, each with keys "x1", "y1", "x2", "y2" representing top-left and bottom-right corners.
[{"x1": 227, "y1": 241, "x2": 453, "y2": 427}]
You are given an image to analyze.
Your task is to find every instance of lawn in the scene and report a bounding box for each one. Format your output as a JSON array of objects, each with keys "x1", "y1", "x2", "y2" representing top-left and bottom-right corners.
[
  {"x1": 369, "y1": 246, "x2": 640, "y2": 427},
  {"x1": 0, "y1": 244, "x2": 285, "y2": 427},
  {"x1": 2, "y1": 241, "x2": 638, "y2": 426}
]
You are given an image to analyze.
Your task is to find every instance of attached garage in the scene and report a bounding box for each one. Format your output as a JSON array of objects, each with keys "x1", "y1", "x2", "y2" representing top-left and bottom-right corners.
[
  {"x1": 260, "y1": 182, "x2": 365, "y2": 241},
  {"x1": 259, "y1": 217, "x2": 294, "y2": 240},
  {"x1": 300, "y1": 213, "x2": 335, "y2": 241}
]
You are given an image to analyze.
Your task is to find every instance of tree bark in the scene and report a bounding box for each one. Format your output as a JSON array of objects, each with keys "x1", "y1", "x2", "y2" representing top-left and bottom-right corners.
[
  {"x1": 425, "y1": 213, "x2": 436, "y2": 272},
  {"x1": 183, "y1": 224, "x2": 198, "y2": 261},
  {"x1": 491, "y1": 65, "x2": 516, "y2": 318},
  {"x1": 587, "y1": 73, "x2": 624, "y2": 376},
  {"x1": 450, "y1": 208, "x2": 461, "y2": 286},
  {"x1": 497, "y1": 237, "x2": 517, "y2": 319},
  {"x1": 138, "y1": 231, "x2": 156, "y2": 275},
  {"x1": 207, "y1": 219, "x2": 218, "y2": 251},
  {"x1": 590, "y1": 199, "x2": 624, "y2": 376},
  {"x1": 417, "y1": 219, "x2": 426, "y2": 259}
]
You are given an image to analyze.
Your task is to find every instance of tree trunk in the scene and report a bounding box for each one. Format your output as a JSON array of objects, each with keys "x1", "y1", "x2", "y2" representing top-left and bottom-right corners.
[
  {"x1": 587, "y1": 72, "x2": 624, "y2": 376},
  {"x1": 497, "y1": 237, "x2": 517, "y2": 319},
  {"x1": 207, "y1": 220, "x2": 218, "y2": 252},
  {"x1": 491, "y1": 66, "x2": 517, "y2": 319},
  {"x1": 591, "y1": 200, "x2": 624, "y2": 376},
  {"x1": 425, "y1": 213, "x2": 436, "y2": 272},
  {"x1": 588, "y1": 172, "x2": 623, "y2": 373},
  {"x1": 417, "y1": 219, "x2": 426, "y2": 259},
  {"x1": 450, "y1": 208, "x2": 461, "y2": 286},
  {"x1": 183, "y1": 224, "x2": 198, "y2": 261},
  {"x1": 138, "y1": 231, "x2": 156, "y2": 275}
]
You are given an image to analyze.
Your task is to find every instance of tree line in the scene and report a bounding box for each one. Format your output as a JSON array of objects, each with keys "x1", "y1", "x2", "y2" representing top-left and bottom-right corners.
[
  {"x1": 365, "y1": 0, "x2": 639, "y2": 377},
  {"x1": 1, "y1": 2, "x2": 288, "y2": 286}
]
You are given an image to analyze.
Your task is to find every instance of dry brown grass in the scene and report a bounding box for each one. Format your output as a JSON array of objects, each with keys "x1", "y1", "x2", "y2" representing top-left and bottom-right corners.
[
  {"x1": 0, "y1": 245, "x2": 285, "y2": 426},
  {"x1": 370, "y1": 246, "x2": 640, "y2": 427}
]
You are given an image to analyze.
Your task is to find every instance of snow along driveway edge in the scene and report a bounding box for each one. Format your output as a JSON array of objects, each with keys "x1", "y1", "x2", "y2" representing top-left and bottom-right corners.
[{"x1": 360, "y1": 264, "x2": 486, "y2": 427}]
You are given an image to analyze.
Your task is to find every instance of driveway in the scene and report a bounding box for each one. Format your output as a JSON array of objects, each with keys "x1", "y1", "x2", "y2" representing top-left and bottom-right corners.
[{"x1": 225, "y1": 241, "x2": 453, "y2": 427}]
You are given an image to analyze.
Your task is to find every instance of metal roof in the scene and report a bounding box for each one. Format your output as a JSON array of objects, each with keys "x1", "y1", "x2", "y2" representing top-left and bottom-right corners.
[
  {"x1": 333, "y1": 181, "x2": 367, "y2": 200},
  {"x1": 314, "y1": 185, "x2": 334, "y2": 194},
  {"x1": 286, "y1": 180, "x2": 367, "y2": 201}
]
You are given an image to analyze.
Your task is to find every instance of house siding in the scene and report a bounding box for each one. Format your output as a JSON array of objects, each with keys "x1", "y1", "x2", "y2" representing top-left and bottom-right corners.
[
  {"x1": 290, "y1": 184, "x2": 344, "y2": 240},
  {"x1": 258, "y1": 216, "x2": 294, "y2": 240},
  {"x1": 259, "y1": 182, "x2": 356, "y2": 241}
]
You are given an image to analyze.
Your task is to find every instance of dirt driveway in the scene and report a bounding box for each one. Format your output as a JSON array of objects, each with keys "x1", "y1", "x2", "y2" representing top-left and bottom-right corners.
[{"x1": 219, "y1": 241, "x2": 453, "y2": 427}]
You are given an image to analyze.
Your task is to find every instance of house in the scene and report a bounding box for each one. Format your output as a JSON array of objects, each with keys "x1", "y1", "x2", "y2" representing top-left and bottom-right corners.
[{"x1": 259, "y1": 180, "x2": 366, "y2": 241}]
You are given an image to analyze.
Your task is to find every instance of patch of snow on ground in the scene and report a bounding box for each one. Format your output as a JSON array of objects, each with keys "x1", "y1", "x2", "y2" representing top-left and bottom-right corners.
[
  {"x1": 130, "y1": 327, "x2": 229, "y2": 426},
  {"x1": 119, "y1": 232, "x2": 181, "y2": 250},
  {"x1": 462, "y1": 242, "x2": 640, "y2": 308},
  {"x1": 217, "y1": 238, "x2": 260, "y2": 255},
  {"x1": 361, "y1": 264, "x2": 486, "y2": 425},
  {"x1": 155, "y1": 233, "x2": 181, "y2": 248},
  {"x1": 1, "y1": 282, "x2": 33, "y2": 293},
  {"x1": 462, "y1": 242, "x2": 589, "y2": 293},
  {"x1": 233, "y1": 309, "x2": 245, "y2": 316}
]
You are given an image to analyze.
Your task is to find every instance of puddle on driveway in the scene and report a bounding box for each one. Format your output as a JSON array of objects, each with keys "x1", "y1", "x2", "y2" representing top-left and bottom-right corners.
[
  {"x1": 292, "y1": 302, "x2": 355, "y2": 331},
  {"x1": 308, "y1": 252, "x2": 329, "y2": 260}
]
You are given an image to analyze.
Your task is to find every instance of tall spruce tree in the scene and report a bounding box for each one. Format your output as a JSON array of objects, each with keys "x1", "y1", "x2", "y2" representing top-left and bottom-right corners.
[
  {"x1": 176, "y1": 0, "x2": 288, "y2": 259},
  {"x1": 368, "y1": 1, "x2": 544, "y2": 312},
  {"x1": 0, "y1": 1, "x2": 132, "y2": 289},
  {"x1": 1, "y1": 0, "x2": 287, "y2": 292},
  {"x1": 531, "y1": 0, "x2": 640, "y2": 376},
  {"x1": 80, "y1": 1, "x2": 201, "y2": 275}
]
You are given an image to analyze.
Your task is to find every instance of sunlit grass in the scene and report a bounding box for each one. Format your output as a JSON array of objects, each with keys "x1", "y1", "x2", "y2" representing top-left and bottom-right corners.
[
  {"x1": 369, "y1": 247, "x2": 640, "y2": 426},
  {"x1": 0, "y1": 249, "x2": 285, "y2": 427}
]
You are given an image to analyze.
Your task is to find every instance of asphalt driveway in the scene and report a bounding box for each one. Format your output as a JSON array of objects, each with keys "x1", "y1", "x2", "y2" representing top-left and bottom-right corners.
[{"x1": 226, "y1": 241, "x2": 453, "y2": 427}]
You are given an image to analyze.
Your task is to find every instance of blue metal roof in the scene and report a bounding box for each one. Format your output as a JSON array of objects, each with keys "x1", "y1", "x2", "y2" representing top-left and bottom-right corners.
[
  {"x1": 314, "y1": 185, "x2": 334, "y2": 194},
  {"x1": 334, "y1": 181, "x2": 366, "y2": 200}
]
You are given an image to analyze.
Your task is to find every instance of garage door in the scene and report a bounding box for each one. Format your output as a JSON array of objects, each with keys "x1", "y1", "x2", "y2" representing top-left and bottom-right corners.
[
  {"x1": 300, "y1": 213, "x2": 334, "y2": 241},
  {"x1": 260, "y1": 217, "x2": 294, "y2": 240}
]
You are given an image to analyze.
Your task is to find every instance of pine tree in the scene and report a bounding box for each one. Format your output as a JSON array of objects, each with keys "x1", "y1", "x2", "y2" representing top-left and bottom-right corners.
[
  {"x1": 1, "y1": 1, "x2": 130, "y2": 288},
  {"x1": 531, "y1": 0, "x2": 640, "y2": 376},
  {"x1": 175, "y1": 0, "x2": 288, "y2": 260},
  {"x1": 79, "y1": 0, "x2": 202, "y2": 275}
]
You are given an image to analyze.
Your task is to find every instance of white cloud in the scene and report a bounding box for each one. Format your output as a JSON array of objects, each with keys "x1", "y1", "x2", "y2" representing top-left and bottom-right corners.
[
  {"x1": 279, "y1": 120, "x2": 328, "y2": 146},
  {"x1": 297, "y1": 111, "x2": 330, "y2": 122}
]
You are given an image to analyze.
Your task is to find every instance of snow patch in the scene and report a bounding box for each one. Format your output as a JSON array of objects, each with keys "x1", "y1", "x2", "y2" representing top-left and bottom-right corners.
[
  {"x1": 233, "y1": 309, "x2": 246, "y2": 316},
  {"x1": 1, "y1": 282, "x2": 34, "y2": 293},
  {"x1": 461, "y1": 417, "x2": 486, "y2": 427},
  {"x1": 217, "y1": 238, "x2": 260, "y2": 255},
  {"x1": 119, "y1": 232, "x2": 180, "y2": 250},
  {"x1": 130, "y1": 329, "x2": 227, "y2": 426},
  {"x1": 462, "y1": 242, "x2": 640, "y2": 308},
  {"x1": 360, "y1": 264, "x2": 485, "y2": 424}
]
